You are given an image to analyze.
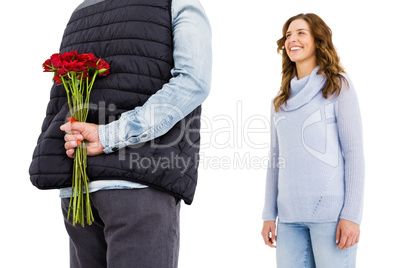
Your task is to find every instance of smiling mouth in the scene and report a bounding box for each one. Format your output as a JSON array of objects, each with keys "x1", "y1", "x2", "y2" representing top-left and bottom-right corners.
[{"x1": 290, "y1": 46, "x2": 302, "y2": 51}]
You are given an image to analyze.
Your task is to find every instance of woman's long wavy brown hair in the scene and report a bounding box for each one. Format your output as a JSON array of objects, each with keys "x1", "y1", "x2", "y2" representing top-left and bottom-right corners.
[{"x1": 274, "y1": 13, "x2": 348, "y2": 112}]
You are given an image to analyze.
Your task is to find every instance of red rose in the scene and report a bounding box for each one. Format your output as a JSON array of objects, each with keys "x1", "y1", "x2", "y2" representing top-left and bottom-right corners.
[
  {"x1": 76, "y1": 53, "x2": 98, "y2": 69},
  {"x1": 56, "y1": 67, "x2": 68, "y2": 77},
  {"x1": 62, "y1": 60, "x2": 86, "y2": 73},
  {"x1": 42, "y1": 59, "x2": 55, "y2": 72},
  {"x1": 97, "y1": 59, "x2": 110, "y2": 76},
  {"x1": 49, "y1": 53, "x2": 63, "y2": 69},
  {"x1": 53, "y1": 73, "x2": 63, "y2": 84},
  {"x1": 60, "y1": 51, "x2": 78, "y2": 62}
]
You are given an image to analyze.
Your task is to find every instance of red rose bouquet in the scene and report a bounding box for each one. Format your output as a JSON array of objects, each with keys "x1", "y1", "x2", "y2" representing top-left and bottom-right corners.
[{"x1": 43, "y1": 51, "x2": 110, "y2": 226}]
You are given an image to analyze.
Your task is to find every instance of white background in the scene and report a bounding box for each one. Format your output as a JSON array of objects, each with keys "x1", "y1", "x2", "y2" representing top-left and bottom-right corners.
[{"x1": 1, "y1": 0, "x2": 401, "y2": 267}]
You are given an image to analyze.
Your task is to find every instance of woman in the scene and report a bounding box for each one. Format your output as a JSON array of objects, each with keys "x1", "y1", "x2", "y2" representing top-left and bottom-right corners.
[{"x1": 261, "y1": 13, "x2": 364, "y2": 268}]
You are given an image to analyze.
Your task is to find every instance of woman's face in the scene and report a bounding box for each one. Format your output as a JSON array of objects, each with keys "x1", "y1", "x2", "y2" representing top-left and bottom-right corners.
[{"x1": 285, "y1": 19, "x2": 316, "y2": 67}]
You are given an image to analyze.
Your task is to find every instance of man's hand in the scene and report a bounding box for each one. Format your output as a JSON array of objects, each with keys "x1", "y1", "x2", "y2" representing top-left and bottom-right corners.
[
  {"x1": 261, "y1": 220, "x2": 277, "y2": 248},
  {"x1": 60, "y1": 122, "x2": 104, "y2": 158},
  {"x1": 336, "y1": 219, "x2": 360, "y2": 250}
]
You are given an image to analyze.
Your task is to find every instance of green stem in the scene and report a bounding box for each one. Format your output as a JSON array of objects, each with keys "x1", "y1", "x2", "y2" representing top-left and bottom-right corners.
[
  {"x1": 61, "y1": 76, "x2": 73, "y2": 116},
  {"x1": 84, "y1": 72, "x2": 98, "y2": 121},
  {"x1": 72, "y1": 157, "x2": 78, "y2": 224},
  {"x1": 62, "y1": 70, "x2": 96, "y2": 227}
]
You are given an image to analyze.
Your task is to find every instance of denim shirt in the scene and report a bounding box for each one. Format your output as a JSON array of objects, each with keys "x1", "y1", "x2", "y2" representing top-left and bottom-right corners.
[{"x1": 60, "y1": 0, "x2": 212, "y2": 198}]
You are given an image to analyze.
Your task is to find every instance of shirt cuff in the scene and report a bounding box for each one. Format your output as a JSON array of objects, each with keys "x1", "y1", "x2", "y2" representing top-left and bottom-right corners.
[{"x1": 98, "y1": 120, "x2": 124, "y2": 154}]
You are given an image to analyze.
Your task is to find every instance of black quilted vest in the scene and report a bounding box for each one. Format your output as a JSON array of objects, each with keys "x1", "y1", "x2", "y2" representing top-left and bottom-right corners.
[{"x1": 29, "y1": 0, "x2": 201, "y2": 204}]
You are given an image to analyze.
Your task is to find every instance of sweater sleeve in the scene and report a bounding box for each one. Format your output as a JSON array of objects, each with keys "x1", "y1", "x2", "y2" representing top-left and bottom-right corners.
[
  {"x1": 337, "y1": 77, "x2": 365, "y2": 225},
  {"x1": 262, "y1": 103, "x2": 280, "y2": 221}
]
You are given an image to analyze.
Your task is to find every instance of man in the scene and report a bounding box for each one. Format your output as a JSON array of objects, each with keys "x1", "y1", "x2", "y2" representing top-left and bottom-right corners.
[{"x1": 29, "y1": 0, "x2": 211, "y2": 267}]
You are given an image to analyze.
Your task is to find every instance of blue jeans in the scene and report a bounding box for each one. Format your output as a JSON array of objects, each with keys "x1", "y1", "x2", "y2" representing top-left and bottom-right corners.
[{"x1": 276, "y1": 221, "x2": 357, "y2": 268}]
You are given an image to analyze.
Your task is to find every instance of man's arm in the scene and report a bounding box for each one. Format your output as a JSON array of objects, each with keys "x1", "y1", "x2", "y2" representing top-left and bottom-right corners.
[
  {"x1": 62, "y1": 0, "x2": 212, "y2": 156},
  {"x1": 97, "y1": 0, "x2": 212, "y2": 154}
]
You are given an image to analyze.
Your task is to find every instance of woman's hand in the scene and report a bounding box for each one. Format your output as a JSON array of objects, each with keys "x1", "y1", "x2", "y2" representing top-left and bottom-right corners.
[
  {"x1": 336, "y1": 219, "x2": 360, "y2": 250},
  {"x1": 261, "y1": 220, "x2": 277, "y2": 248},
  {"x1": 60, "y1": 121, "x2": 104, "y2": 158}
]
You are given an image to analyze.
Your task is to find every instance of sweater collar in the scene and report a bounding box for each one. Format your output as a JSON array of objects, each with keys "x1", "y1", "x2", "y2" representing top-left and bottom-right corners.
[{"x1": 282, "y1": 66, "x2": 327, "y2": 111}]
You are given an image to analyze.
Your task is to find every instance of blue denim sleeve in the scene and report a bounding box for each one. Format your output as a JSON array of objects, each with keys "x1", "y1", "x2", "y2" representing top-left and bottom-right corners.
[{"x1": 98, "y1": 0, "x2": 212, "y2": 154}]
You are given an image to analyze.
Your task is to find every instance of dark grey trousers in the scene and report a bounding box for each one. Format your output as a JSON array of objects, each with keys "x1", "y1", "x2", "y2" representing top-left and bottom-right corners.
[{"x1": 61, "y1": 187, "x2": 180, "y2": 268}]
